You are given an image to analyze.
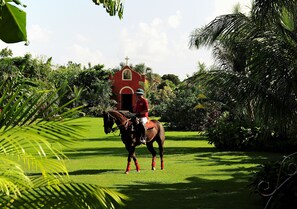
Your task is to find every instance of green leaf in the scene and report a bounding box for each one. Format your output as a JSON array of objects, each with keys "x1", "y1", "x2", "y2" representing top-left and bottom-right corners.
[
  {"x1": 92, "y1": 0, "x2": 123, "y2": 19},
  {"x1": 280, "y1": 7, "x2": 295, "y2": 32},
  {"x1": 0, "y1": 2, "x2": 27, "y2": 43},
  {"x1": 0, "y1": 183, "x2": 128, "y2": 209}
]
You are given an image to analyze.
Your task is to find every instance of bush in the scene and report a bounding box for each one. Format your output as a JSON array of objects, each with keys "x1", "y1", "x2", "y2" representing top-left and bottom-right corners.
[
  {"x1": 159, "y1": 85, "x2": 209, "y2": 131},
  {"x1": 207, "y1": 112, "x2": 260, "y2": 150}
]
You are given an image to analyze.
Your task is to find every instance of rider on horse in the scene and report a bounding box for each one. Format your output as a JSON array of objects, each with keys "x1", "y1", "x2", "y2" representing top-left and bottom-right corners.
[{"x1": 133, "y1": 88, "x2": 149, "y2": 144}]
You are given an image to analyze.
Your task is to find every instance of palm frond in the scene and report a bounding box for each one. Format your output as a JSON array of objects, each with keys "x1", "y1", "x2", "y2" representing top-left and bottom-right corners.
[
  {"x1": 0, "y1": 78, "x2": 127, "y2": 208},
  {"x1": 0, "y1": 182, "x2": 128, "y2": 209},
  {"x1": 189, "y1": 13, "x2": 251, "y2": 49},
  {"x1": 0, "y1": 81, "x2": 84, "y2": 195},
  {"x1": 0, "y1": 157, "x2": 32, "y2": 196}
]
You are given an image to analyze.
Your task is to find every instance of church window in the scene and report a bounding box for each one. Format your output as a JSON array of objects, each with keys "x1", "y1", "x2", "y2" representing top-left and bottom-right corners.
[{"x1": 123, "y1": 69, "x2": 132, "y2": 80}]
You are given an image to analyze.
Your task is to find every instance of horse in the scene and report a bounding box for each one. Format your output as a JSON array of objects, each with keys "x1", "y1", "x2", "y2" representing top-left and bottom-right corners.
[{"x1": 103, "y1": 110, "x2": 165, "y2": 174}]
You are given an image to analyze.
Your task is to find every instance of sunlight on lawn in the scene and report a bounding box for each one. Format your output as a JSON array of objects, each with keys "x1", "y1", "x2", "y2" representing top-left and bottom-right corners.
[{"x1": 60, "y1": 117, "x2": 282, "y2": 209}]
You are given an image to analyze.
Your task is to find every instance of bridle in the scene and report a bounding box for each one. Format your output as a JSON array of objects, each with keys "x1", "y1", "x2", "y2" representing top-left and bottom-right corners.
[{"x1": 105, "y1": 111, "x2": 131, "y2": 133}]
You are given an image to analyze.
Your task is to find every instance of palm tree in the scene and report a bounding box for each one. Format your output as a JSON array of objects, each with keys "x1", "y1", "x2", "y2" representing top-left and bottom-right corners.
[
  {"x1": 189, "y1": 1, "x2": 297, "y2": 139},
  {"x1": 0, "y1": 81, "x2": 126, "y2": 208}
]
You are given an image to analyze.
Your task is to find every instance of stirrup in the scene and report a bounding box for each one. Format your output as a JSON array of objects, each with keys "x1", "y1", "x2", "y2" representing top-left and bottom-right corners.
[{"x1": 140, "y1": 137, "x2": 146, "y2": 144}]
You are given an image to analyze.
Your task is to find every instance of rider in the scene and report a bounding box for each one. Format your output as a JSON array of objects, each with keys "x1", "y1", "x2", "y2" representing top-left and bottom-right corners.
[{"x1": 134, "y1": 88, "x2": 149, "y2": 144}]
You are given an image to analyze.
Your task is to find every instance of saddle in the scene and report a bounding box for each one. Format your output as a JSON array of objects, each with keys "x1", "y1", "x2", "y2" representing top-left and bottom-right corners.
[{"x1": 145, "y1": 120, "x2": 156, "y2": 130}]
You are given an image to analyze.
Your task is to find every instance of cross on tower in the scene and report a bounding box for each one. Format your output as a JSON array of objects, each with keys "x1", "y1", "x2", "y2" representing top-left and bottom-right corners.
[{"x1": 125, "y1": 56, "x2": 129, "y2": 65}]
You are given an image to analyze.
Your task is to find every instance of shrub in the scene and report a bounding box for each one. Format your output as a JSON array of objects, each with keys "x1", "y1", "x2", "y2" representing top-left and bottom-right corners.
[
  {"x1": 159, "y1": 85, "x2": 209, "y2": 131},
  {"x1": 207, "y1": 112, "x2": 260, "y2": 150}
]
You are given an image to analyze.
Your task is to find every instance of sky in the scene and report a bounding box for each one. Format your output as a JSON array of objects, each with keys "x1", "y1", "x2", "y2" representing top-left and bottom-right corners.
[{"x1": 0, "y1": 0, "x2": 252, "y2": 80}]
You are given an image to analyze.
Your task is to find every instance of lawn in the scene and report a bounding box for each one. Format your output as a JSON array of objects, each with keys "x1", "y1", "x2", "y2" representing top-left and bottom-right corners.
[{"x1": 61, "y1": 117, "x2": 282, "y2": 209}]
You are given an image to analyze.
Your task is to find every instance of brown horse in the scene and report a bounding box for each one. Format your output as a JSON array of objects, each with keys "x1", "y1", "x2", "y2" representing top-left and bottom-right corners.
[{"x1": 103, "y1": 110, "x2": 165, "y2": 174}]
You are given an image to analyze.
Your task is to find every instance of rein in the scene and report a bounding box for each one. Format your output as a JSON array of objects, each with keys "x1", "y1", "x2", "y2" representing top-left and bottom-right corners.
[{"x1": 107, "y1": 111, "x2": 131, "y2": 133}]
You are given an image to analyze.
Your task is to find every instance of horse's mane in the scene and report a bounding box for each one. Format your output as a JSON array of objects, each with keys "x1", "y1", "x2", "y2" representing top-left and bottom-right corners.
[
  {"x1": 110, "y1": 110, "x2": 135, "y2": 119},
  {"x1": 109, "y1": 110, "x2": 128, "y2": 121}
]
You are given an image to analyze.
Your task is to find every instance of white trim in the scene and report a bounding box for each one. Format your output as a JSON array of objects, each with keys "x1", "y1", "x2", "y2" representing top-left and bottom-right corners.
[{"x1": 119, "y1": 86, "x2": 134, "y2": 94}]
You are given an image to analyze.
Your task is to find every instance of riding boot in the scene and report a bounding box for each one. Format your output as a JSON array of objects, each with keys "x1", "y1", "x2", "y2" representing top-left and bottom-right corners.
[{"x1": 140, "y1": 123, "x2": 146, "y2": 145}]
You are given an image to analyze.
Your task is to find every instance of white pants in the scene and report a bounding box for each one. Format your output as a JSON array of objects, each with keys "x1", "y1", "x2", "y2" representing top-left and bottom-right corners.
[{"x1": 140, "y1": 117, "x2": 148, "y2": 125}]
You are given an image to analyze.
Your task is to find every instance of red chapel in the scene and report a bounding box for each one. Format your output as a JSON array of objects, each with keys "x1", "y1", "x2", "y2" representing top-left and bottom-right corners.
[{"x1": 109, "y1": 65, "x2": 146, "y2": 111}]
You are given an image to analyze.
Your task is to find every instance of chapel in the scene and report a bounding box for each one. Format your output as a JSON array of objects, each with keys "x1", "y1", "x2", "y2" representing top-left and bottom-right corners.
[{"x1": 109, "y1": 58, "x2": 146, "y2": 111}]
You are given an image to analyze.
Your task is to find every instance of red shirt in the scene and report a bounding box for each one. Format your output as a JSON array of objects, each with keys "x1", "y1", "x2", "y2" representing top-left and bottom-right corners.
[{"x1": 135, "y1": 97, "x2": 149, "y2": 117}]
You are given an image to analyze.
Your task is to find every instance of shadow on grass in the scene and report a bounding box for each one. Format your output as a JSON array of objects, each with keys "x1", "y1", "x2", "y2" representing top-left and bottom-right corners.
[
  {"x1": 27, "y1": 169, "x2": 119, "y2": 176},
  {"x1": 82, "y1": 136, "x2": 120, "y2": 142},
  {"x1": 61, "y1": 143, "x2": 275, "y2": 208},
  {"x1": 64, "y1": 145, "x2": 277, "y2": 167},
  {"x1": 195, "y1": 151, "x2": 282, "y2": 167},
  {"x1": 117, "y1": 173, "x2": 264, "y2": 209},
  {"x1": 63, "y1": 146, "x2": 217, "y2": 159},
  {"x1": 83, "y1": 133, "x2": 208, "y2": 142},
  {"x1": 67, "y1": 169, "x2": 119, "y2": 175},
  {"x1": 166, "y1": 134, "x2": 208, "y2": 141},
  {"x1": 64, "y1": 147, "x2": 127, "y2": 158}
]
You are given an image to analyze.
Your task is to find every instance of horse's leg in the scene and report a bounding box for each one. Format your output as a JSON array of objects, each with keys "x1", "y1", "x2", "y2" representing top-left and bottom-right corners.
[
  {"x1": 125, "y1": 149, "x2": 131, "y2": 174},
  {"x1": 125, "y1": 145, "x2": 133, "y2": 174},
  {"x1": 125, "y1": 145, "x2": 140, "y2": 173},
  {"x1": 132, "y1": 154, "x2": 140, "y2": 172},
  {"x1": 126, "y1": 159, "x2": 131, "y2": 174},
  {"x1": 157, "y1": 141, "x2": 164, "y2": 170},
  {"x1": 146, "y1": 143, "x2": 157, "y2": 170}
]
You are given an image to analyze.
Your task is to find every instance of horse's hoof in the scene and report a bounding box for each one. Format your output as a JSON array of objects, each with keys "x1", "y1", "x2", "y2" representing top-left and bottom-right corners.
[
  {"x1": 137, "y1": 170, "x2": 140, "y2": 173},
  {"x1": 125, "y1": 171, "x2": 129, "y2": 174},
  {"x1": 152, "y1": 167, "x2": 156, "y2": 171}
]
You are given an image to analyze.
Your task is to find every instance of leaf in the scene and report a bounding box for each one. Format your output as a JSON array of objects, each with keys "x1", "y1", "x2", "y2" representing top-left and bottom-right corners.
[
  {"x1": 92, "y1": 0, "x2": 123, "y2": 19},
  {"x1": 195, "y1": 104, "x2": 205, "y2": 109},
  {"x1": 280, "y1": 7, "x2": 294, "y2": 32},
  {"x1": 11, "y1": 0, "x2": 27, "y2": 7},
  {"x1": 0, "y1": 183, "x2": 128, "y2": 209},
  {"x1": 198, "y1": 93, "x2": 207, "y2": 99},
  {"x1": 0, "y1": 2, "x2": 27, "y2": 43}
]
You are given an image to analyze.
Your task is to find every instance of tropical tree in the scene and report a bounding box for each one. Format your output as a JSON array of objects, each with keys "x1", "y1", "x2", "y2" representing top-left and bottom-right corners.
[
  {"x1": 189, "y1": 1, "x2": 297, "y2": 145},
  {"x1": 161, "y1": 74, "x2": 180, "y2": 86},
  {"x1": 0, "y1": 80, "x2": 127, "y2": 208},
  {"x1": 0, "y1": 1, "x2": 127, "y2": 207},
  {"x1": 0, "y1": 0, "x2": 124, "y2": 43},
  {"x1": 158, "y1": 79, "x2": 207, "y2": 131},
  {"x1": 0, "y1": 47, "x2": 13, "y2": 57},
  {"x1": 72, "y1": 66, "x2": 115, "y2": 115}
]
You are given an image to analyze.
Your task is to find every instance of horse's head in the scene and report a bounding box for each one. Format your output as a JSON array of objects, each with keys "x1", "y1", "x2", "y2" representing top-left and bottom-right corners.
[{"x1": 103, "y1": 111, "x2": 115, "y2": 134}]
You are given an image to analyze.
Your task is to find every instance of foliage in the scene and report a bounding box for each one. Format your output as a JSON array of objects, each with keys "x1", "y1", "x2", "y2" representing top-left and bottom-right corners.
[
  {"x1": 0, "y1": 80, "x2": 127, "y2": 208},
  {"x1": 207, "y1": 111, "x2": 261, "y2": 151},
  {"x1": 0, "y1": 0, "x2": 124, "y2": 43},
  {"x1": 0, "y1": 54, "x2": 116, "y2": 116},
  {"x1": 149, "y1": 84, "x2": 174, "y2": 117},
  {"x1": 48, "y1": 62, "x2": 81, "y2": 88},
  {"x1": 0, "y1": 182, "x2": 127, "y2": 209},
  {"x1": 0, "y1": 0, "x2": 27, "y2": 43},
  {"x1": 250, "y1": 161, "x2": 287, "y2": 196},
  {"x1": 161, "y1": 74, "x2": 181, "y2": 86},
  {"x1": 132, "y1": 63, "x2": 149, "y2": 74},
  {"x1": 249, "y1": 153, "x2": 297, "y2": 209},
  {"x1": 189, "y1": 0, "x2": 297, "y2": 149},
  {"x1": 71, "y1": 66, "x2": 115, "y2": 116},
  {"x1": 0, "y1": 47, "x2": 13, "y2": 57},
  {"x1": 92, "y1": 0, "x2": 124, "y2": 18},
  {"x1": 159, "y1": 81, "x2": 208, "y2": 131}
]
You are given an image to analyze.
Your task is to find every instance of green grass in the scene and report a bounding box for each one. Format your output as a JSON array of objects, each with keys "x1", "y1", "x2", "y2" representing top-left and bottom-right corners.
[{"x1": 60, "y1": 117, "x2": 282, "y2": 209}]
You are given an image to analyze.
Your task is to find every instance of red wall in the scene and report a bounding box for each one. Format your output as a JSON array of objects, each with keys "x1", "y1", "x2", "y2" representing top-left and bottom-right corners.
[{"x1": 109, "y1": 66, "x2": 146, "y2": 110}]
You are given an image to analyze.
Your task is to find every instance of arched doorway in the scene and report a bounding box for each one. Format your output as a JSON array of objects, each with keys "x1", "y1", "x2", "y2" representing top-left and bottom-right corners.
[{"x1": 120, "y1": 87, "x2": 134, "y2": 111}]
